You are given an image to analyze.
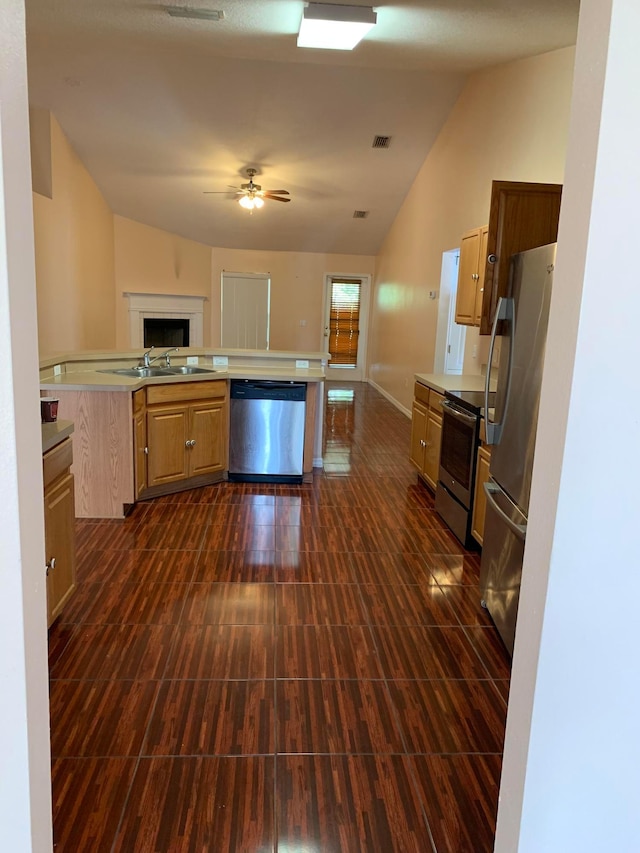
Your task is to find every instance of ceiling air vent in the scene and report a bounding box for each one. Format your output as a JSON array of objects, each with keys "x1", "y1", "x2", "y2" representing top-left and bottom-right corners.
[
  {"x1": 353, "y1": 210, "x2": 369, "y2": 219},
  {"x1": 372, "y1": 135, "x2": 391, "y2": 149},
  {"x1": 166, "y1": 6, "x2": 225, "y2": 21}
]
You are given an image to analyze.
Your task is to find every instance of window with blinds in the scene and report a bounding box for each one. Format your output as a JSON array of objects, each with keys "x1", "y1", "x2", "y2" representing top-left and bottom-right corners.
[{"x1": 328, "y1": 278, "x2": 361, "y2": 367}]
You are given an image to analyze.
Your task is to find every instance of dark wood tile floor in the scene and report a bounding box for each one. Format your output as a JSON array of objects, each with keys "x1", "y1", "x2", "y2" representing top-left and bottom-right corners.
[{"x1": 49, "y1": 381, "x2": 511, "y2": 852}]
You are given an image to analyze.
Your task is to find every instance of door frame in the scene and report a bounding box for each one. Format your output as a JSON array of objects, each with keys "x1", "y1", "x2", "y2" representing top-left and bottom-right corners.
[{"x1": 322, "y1": 273, "x2": 371, "y2": 382}]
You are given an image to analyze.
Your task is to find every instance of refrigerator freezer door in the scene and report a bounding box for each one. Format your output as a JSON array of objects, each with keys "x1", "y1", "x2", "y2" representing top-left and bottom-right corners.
[
  {"x1": 479, "y1": 478, "x2": 527, "y2": 656},
  {"x1": 490, "y1": 243, "x2": 555, "y2": 515}
]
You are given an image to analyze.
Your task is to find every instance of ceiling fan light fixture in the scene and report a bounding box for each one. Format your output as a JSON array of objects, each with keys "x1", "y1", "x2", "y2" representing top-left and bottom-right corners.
[
  {"x1": 239, "y1": 194, "x2": 255, "y2": 210},
  {"x1": 253, "y1": 195, "x2": 265, "y2": 209},
  {"x1": 297, "y1": 3, "x2": 377, "y2": 50}
]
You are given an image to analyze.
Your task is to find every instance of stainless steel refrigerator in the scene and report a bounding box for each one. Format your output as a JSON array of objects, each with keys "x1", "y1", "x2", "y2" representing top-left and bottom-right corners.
[{"x1": 481, "y1": 243, "x2": 556, "y2": 656}]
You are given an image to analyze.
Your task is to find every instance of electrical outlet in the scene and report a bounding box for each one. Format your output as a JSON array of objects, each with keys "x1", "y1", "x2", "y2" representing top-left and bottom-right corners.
[
  {"x1": 53, "y1": 364, "x2": 62, "y2": 376},
  {"x1": 186, "y1": 356, "x2": 198, "y2": 365},
  {"x1": 296, "y1": 359, "x2": 309, "y2": 369},
  {"x1": 213, "y1": 356, "x2": 228, "y2": 368},
  {"x1": 299, "y1": 319, "x2": 307, "y2": 327}
]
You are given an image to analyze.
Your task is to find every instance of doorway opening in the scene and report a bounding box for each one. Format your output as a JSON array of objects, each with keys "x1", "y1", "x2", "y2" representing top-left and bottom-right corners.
[{"x1": 434, "y1": 249, "x2": 465, "y2": 375}]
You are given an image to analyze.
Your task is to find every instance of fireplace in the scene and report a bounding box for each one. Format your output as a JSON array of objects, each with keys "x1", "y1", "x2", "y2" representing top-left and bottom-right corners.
[
  {"x1": 144, "y1": 318, "x2": 190, "y2": 347},
  {"x1": 125, "y1": 292, "x2": 205, "y2": 348}
]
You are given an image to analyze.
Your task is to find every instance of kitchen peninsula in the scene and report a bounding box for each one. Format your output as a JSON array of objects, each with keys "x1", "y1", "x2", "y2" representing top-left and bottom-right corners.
[{"x1": 40, "y1": 348, "x2": 326, "y2": 518}]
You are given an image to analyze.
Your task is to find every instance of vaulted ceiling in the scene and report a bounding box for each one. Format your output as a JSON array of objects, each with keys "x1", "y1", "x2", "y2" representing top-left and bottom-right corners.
[{"x1": 25, "y1": 0, "x2": 579, "y2": 255}]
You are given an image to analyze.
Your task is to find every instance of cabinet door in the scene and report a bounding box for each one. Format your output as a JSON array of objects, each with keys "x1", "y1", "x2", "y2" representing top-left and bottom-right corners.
[
  {"x1": 423, "y1": 410, "x2": 443, "y2": 490},
  {"x1": 410, "y1": 401, "x2": 428, "y2": 472},
  {"x1": 188, "y1": 400, "x2": 226, "y2": 477},
  {"x1": 455, "y1": 228, "x2": 481, "y2": 325},
  {"x1": 479, "y1": 181, "x2": 562, "y2": 334},
  {"x1": 473, "y1": 225, "x2": 489, "y2": 327},
  {"x1": 45, "y1": 472, "x2": 76, "y2": 626},
  {"x1": 147, "y1": 405, "x2": 189, "y2": 487},
  {"x1": 133, "y1": 409, "x2": 147, "y2": 498},
  {"x1": 472, "y1": 445, "x2": 492, "y2": 545}
]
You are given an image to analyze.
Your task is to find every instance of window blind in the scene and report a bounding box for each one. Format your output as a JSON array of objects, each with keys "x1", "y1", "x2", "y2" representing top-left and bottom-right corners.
[{"x1": 328, "y1": 278, "x2": 361, "y2": 367}]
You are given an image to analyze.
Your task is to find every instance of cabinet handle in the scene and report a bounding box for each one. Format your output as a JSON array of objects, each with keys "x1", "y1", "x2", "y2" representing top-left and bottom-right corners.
[
  {"x1": 46, "y1": 557, "x2": 56, "y2": 575},
  {"x1": 191, "y1": 439, "x2": 196, "y2": 447},
  {"x1": 144, "y1": 447, "x2": 149, "y2": 455},
  {"x1": 185, "y1": 439, "x2": 196, "y2": 448}
]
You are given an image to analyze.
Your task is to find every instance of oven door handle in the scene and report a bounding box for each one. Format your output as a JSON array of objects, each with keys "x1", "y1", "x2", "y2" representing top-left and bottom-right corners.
[
  {"x1": 484, "y1": 482, "x2": 527, "y2": 541},
  {"x1": 440, "y1": 400, "x2": 477, "y2": 426}
]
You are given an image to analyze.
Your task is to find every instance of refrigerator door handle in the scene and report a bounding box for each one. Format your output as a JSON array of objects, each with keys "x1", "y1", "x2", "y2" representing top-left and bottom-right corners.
[
  {"x1": 485, "y1": 296, "x2": 514, "y2": 445},
  {"x1": 484, "y1": 482, "x2": 527, "y2": 540}
]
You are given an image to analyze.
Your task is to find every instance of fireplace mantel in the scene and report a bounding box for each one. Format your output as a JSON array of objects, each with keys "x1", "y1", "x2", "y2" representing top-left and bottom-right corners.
[{"x1": 125, "y1": 292, "x2": 205, "y2": 347}]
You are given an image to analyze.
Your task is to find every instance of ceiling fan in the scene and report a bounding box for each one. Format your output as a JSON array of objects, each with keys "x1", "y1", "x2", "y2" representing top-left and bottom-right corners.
[{"x1": 204, "y1": 168, "x2": 291, "y2": 209}]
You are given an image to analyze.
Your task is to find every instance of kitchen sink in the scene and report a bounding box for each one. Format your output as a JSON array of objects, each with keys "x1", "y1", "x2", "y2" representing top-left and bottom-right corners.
[
  {"x1": 100, "y1": 367, "x2": 176, "y2": 378},
  {"x1": 166, "y1": 366, "x2": 217, "y2": 375}
]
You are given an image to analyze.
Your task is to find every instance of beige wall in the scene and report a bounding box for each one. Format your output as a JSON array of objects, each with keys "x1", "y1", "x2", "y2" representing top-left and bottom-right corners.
[
  {"x1": 368, "y1": 47, "x2": 575, "y2": 411},
  {"x1": 113, "y1": 216, "x2": 213, "y2": 348},
  {"x1": 211, "y1": 247, "x2": 375, "y2": 351},
  {"x1": 33, "y1": 114, "x2": 115, "y2": 357}
]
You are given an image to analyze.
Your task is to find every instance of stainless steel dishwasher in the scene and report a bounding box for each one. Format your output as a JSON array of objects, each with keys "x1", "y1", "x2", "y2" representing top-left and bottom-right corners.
[{"x1": 228, "y1": 380, "x2": 307, "y2": 482}]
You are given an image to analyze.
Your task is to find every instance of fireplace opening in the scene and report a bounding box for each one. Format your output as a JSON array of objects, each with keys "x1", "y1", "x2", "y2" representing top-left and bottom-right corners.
[{"x1": 144, "y1": 318, "x2": 190, "y2": 347}]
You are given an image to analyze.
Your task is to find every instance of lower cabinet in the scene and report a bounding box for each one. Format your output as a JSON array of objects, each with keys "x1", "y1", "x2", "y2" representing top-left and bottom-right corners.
[
  {"x1": 43, "y1": 437, "x2": 76, "y2": 626},
  {"x1": 139, "y1": 380, "x2": 228, "y2": 494},
  {"x1": 410, "y1": 382, "x2": 444, "y2": 491},
  {"x1": 471, "y1": 443, "x2": 492, "y2": 545}
]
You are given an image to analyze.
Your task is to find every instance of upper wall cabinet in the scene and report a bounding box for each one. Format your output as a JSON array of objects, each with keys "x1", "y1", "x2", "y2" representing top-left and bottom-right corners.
[
  {"x1": 455, "y1": 181, "x2": 562, "y2": 333},
  {"x1": 480, "y1": 180, "x2": 562, "y2": 334}
]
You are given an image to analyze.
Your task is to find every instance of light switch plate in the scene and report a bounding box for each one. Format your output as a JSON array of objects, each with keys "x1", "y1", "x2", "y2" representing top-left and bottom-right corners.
[
  {"x1": 213, "y1": 356, "x2": 228, "y2": 368},
  {"x1": 53, "y1": 364, "x2": 62, "y2": 376},
  {"x1": 296, "y1": 359, "x2": 310, "y2": 369},
  {"x1": 187, "y1": 356, "x2": 198, "y2": 365}
]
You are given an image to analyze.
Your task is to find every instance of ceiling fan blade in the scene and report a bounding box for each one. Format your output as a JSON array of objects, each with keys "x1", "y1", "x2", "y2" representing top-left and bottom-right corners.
[
  {"x1": 203, "y1": 191, "x2": 238, "y2": 194},
  {"x1": 263, "y1": 189, "x2": 289, "y2": 195},
  {"x1": 263, "y1": 194, "x2": 291, "y2": 203}
]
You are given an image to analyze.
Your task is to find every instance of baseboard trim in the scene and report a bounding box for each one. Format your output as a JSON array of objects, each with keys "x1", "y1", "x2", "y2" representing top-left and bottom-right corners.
[{"x1": 367, "y1": 378, "x2": 412, "y2": 418}]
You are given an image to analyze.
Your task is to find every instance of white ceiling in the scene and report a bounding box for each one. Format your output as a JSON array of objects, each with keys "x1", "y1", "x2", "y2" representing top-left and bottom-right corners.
[{"x1": 25, "y1": 0, "x2": 579, "y2": 255}]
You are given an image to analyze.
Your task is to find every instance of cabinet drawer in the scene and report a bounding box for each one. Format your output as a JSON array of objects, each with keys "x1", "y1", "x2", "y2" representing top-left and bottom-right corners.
[
  {"x1": 43, "y1": 437, "x2": 73, "y2": 488},
  {"x1": 146, "y1": 379, "x2": 227, "y2": 406},
  {"x1": 414, "y1": 382, "x2": 430, "y2": 406},
  {"x1": 429, "y1": 390, "x2": 445, "y2": 415}
]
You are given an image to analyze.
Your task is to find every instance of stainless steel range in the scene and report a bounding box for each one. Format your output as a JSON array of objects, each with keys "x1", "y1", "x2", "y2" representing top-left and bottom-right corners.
[{"x1": 435, "y1": 388, "x2": 495, "y2": 548}]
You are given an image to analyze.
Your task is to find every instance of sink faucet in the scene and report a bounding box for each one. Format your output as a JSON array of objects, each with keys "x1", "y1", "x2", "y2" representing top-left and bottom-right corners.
[
  {"x1": 140, "y1": 346, "x2": 155, "y2": 368},
  {"x1": 139, "y1": 346, "x2": 179, "y2": 368},
  {"x1": 160, "y1": 347, "x2": 179, "y2": 367}
]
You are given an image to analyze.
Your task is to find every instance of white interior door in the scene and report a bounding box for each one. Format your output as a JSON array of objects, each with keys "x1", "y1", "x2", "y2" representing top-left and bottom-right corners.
[
  {"x1": 322, "y1": 274, "x2": 370, "y2": 381},
  {"x1": 444, "y1": 285, "x2": 466, "y2": 374},
  {"x1": 221, "y1": 272, "x2": 270, "y2": 349}
]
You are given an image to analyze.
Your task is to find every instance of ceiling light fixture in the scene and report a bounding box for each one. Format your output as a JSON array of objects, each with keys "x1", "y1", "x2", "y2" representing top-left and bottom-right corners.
[
  {"x1": 238, "y1": 194, "x2": 264, "y2": 210},
  {"x1": 297, "y1": 3, "x2": 377, "y2": 50}
]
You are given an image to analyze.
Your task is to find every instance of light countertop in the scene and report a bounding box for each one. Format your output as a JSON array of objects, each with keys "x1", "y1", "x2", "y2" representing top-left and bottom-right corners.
[
  {"x1": 415, "y1": 372, "x2": 497, "y2": 395},
  {"x1": 42, "y1": 419, "x2": 74, "y2": 454},
  {"x1": 40, "y1": 366, "x2": 326, "y2": 393}
]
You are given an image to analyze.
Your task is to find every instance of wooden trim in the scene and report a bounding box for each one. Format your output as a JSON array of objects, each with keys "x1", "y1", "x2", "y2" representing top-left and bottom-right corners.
[
  {"x1": 137, "y1": 469, "x2": 225, "y2": 501},
  {"x1": 303, "y1": 382, "x2": 318, "y2": 475}
]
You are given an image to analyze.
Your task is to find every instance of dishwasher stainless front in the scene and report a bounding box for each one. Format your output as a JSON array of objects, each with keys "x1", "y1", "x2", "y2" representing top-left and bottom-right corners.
[{"x1": 228, "y1": 380, "x2": 307, "y2": 482}]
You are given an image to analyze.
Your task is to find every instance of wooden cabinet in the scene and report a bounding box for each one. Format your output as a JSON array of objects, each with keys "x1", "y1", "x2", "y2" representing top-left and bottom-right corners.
[
  {"x1": 410, "y1": 382, "x2": 444, "y2": 491},
  {"x1": 480, "y1": 180, "x2": 562, "y2": 334},
  {"x1": 43, "y1": 437, "x2": 76, "y2": 626},
  {"x1": 144, "y1": 380, "x2": 228, "y2": 493},
  {"x1": 471, "y1": 444, "x2": 492, "y2": 546},
  {"x1": 133, "y1": 388, "x2": 147, "y2": 499},
  {"x1": 455, "y1": 181, "x2": 562, "y2": 333},
  {"x1": 455, "y1": 225, "x2": 489, "y2": 327}
]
